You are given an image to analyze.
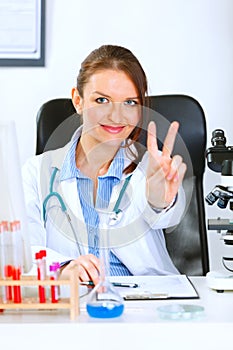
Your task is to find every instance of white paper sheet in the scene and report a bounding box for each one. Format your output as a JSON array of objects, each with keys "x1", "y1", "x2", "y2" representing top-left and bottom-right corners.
[{"x1": 109, "y1": 275, "x2": 199, "y2": 299}]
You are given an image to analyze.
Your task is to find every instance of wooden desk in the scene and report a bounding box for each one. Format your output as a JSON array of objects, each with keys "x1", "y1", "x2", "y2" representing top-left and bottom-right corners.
[{"x1": 0, "y1": 277, "x2": 232, "y2": 350}]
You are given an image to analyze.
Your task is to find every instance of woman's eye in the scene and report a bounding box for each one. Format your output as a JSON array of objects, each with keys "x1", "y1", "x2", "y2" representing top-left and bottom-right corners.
[
  {"x1": 124, "y1": 99, "x2": 138, "y2": 106},
  {"x1": 96, "y1": 97, "x2": 108, "y2": 104}
]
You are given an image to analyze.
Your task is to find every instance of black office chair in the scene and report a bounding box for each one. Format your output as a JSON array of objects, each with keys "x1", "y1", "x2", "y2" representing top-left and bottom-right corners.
[{"x1": 36, "y1": 95, "x2": 209, "y2": 276}]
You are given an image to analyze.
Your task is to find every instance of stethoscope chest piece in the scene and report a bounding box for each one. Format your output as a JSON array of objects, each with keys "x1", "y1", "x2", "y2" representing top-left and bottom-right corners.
[
  {"x1": 109, "y1": 209, "x2": 123, "y2": 226},
  {"x1": 108, "y1": 174, "x2": 132, "y2": 226}
]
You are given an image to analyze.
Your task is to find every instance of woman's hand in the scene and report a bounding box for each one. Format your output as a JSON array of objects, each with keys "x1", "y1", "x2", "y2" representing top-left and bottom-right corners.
[
  {"x1": 60, "y1": 254, "x2": 101, "y2": 286},
  {"x1": 146, "y1": 121, "x2": 187, "y2": 209}
]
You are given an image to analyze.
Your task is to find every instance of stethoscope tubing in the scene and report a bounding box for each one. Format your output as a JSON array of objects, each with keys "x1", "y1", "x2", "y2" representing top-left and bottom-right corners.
[{"x1": 42, "y1": 167, "x2": 132, "y2": 254}]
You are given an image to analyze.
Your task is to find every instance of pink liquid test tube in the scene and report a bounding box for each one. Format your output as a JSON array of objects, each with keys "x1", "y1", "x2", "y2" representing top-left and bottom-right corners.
[{"x1": 49, "y1": 262, "x2": 60, "y2": 303}]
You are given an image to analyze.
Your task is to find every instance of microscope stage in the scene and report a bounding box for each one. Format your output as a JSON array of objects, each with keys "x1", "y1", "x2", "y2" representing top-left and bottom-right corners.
[{"x1": 208, "y1": 218, "x2": 233, "y2": 231}]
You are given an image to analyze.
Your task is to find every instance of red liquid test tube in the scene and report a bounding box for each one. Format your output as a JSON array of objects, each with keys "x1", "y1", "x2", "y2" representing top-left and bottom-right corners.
[
  {"x1": 35, "y1": 251, "x2": 46, "y2": 303},
  {"x1": 4, "y1": 265, "x2": 13, "y2": 301},
  {"x1": 12, "y1": 266, "x2": 22, "y2": 303},
  {"x1": 11, "y1": 221, "x2": 22, "y2": 303}
]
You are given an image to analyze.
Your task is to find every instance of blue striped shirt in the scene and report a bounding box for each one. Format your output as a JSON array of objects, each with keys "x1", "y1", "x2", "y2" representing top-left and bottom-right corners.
[{"x1": 60, "y1": 138, "x2": 132, "y2": 276}]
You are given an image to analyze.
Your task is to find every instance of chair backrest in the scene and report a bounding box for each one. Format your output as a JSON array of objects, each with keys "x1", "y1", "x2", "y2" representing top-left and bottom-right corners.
[
  {"x1": 147, "y1": 95, "x2": 209, "y2": 276},
  {"x1": 36, "y1": 94, "x2": 209, "y2": 276},
  {"x1": 36, "y1": 98, "x2": 77, "y2": 155}
]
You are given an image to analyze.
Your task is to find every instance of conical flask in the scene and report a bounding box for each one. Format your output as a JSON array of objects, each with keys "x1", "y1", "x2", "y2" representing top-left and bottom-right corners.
[{"x1": 86, "y1": 209, "x2": 124, "y2": 318}]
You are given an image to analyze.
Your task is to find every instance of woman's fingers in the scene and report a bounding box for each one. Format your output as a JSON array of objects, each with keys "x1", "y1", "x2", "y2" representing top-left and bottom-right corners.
[
  {"x1": 147, "y1": 121, "x2": 158, "y2": 156},
  {"x1": 147, "y1": 121, "x2": 180, "y2": 179},
  {"x1": 147, "y1": 121, "x2": 161, "y2": 177},
  {"x1": 162, "y1": 121, "x2": 179, "y2": 157},
  {"x1": 147, "y1": 121, "x2": 179, "y2": 159},
  {"x1": 78, "y1": 254, "x2": 100, "y2": 285},
  {"x1": 166, "y1": 154, "x2": 183, "y2": 181},
  {"x1": 146, "y1": 120, "x2": 187, "y2": 208},
  {"x1": 62, "y1": 254, "x2": 101, "y2": 285}
]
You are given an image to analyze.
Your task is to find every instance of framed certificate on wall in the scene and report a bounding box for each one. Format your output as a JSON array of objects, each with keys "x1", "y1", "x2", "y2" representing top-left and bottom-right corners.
[{"x1": 0, "y1": 0, "x2": 45, "y2": 67}]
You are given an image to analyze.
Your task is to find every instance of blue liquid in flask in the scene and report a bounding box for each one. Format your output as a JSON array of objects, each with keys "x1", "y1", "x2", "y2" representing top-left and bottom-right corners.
[
  {"x1": 86, "y1": 209, "x2": 125, "y2": 318},
  {"x1": 87, "y1": 302, "x2": 124, "y2": 318}
]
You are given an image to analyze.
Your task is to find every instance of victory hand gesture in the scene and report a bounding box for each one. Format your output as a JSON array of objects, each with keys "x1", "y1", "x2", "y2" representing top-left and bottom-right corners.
[{"x1": 146, "y1": 121, "x2": 187, "y2": 209}]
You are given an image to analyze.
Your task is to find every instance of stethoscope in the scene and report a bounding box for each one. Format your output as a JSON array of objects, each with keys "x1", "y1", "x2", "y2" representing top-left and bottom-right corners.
[{"x1": 42, "y1": 167, "x2": 132, "y2": 255}]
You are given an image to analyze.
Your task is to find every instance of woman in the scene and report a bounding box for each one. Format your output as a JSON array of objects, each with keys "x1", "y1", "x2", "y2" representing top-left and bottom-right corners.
[{"x1": 22, "y1": 44, "x2": 187, "y2": 285}]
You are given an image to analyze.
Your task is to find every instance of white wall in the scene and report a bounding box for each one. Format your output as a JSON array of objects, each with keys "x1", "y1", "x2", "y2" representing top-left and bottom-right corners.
[{"x1": 0, "y1": 0, "x2": 233, "y2": 272}]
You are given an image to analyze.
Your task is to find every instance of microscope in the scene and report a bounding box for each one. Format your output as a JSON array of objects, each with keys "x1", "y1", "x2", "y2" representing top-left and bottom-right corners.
[{"x1": 205, "y1": 129, "x2": 233, "y2": 291}]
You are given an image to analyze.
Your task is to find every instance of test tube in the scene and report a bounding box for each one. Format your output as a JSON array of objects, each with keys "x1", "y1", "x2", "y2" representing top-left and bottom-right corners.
[
  {"x1": 35, "y1": 251, "x2": 46, "y2": 303},
  {"x1": 40, "y1": 249, "x2": 47, "y2": 279},
  {"x1": 11, "y1": 221, "x2": 22, "y2": 303},
  {"x1": 2, "y1": 221, "x2": 13, "y2": 301},
  {"x1": 0, "y1": 222, "x2": 6, "y2": 305},
  {"x1": 49, "y1": 262, "x2": 60, "y2": 303}
]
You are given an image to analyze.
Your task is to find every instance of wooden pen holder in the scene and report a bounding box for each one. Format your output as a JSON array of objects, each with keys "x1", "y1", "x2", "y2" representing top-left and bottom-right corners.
[{"x1": 0, "y1": 267, "x2": 79, "y2": 320}]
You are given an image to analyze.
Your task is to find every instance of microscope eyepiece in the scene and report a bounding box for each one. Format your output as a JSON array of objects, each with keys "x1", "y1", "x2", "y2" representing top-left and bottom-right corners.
[
  {"x1": 217, "y1": 197, "x2": 229, "y2": 209},
  {"x1": 205, "y1": 185, "x2": 233, "y2": 209},
  {"x1": 206, "y1": 129, "x2": 233, "y2": 172},
  {"x1": 211, "y1": 129, "x2": 226, "y2": 147},
  {"x1": 205, "y1": 192, "x2": 218, "y2": 205}
]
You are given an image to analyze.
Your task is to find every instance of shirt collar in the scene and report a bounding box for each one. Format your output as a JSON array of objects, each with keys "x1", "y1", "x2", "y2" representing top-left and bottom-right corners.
[{"x1": 59, "y1": 126, "x2": 82, "y2": 181}]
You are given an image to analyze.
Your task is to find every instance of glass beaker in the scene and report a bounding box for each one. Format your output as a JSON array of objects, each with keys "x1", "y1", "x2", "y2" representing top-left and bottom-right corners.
[{"x1": 86, "y1": 209, "x2": 124, "y2": 318}]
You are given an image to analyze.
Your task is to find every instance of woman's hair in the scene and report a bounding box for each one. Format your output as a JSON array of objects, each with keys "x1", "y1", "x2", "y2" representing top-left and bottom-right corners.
[
  {"x1": 76, "y1": 44, "x2": 149, "y2": 173},
  {"x1": 77, "y1": 44, "x2": 148, "y2": 106}
]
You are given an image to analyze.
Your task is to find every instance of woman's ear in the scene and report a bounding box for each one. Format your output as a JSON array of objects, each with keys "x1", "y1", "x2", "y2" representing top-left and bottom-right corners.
[{"x1": 71, "y1": 87, "x2": 83, "y2": 114}]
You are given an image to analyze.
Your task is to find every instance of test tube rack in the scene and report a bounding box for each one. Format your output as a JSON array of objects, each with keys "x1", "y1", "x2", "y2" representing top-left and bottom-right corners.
[{"x1": 0, "y1": 267, "x2": 79, "y2": 320}]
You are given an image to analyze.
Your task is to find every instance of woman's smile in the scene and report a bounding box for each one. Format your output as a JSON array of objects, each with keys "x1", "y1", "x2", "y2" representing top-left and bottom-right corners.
[{"x1": 100, "y1": 124, "x2": 125, "y2": 134}]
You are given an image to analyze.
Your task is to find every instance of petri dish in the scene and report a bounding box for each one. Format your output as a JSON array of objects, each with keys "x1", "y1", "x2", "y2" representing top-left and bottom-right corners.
[{"x1": 157, "y1": 304, "x2": 204, "y2": 320}]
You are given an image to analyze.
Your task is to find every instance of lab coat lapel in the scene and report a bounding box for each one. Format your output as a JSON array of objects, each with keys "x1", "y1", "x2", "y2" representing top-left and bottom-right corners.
[
  {"x1": 59, "y1": 178, "x2": 89, "y2": 249},
  {"x1": 59, "y1": 178, "x2": 82, "y2": 218}
]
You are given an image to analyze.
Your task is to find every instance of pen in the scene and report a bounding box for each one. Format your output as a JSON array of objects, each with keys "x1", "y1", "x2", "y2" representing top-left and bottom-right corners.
[
  {"x1": 112, "y1": 282, "x2": 138, "y2": 288},
  {"x1": 80, "y1": 281, "x2": 138, "y2": 288}
]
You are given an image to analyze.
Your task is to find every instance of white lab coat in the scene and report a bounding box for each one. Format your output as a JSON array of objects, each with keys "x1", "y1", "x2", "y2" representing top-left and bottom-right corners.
[{"x1": 22, "y1": 127, "x2": 186, "y2": 275}]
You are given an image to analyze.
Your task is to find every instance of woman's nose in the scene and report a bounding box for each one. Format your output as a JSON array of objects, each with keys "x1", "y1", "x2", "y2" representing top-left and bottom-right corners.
[{"x1": 109, "y1": 102, "x2": 123, "y2": 123}]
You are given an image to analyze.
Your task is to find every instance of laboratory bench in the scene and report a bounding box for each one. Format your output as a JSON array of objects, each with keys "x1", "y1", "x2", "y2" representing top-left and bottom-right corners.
[{"x1": 0, "y1": 277, "x2": 232, "y2": 350}]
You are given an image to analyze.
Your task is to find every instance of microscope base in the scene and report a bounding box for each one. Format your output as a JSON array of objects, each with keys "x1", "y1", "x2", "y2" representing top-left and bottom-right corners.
[{"x1": 206, "y1": 271, "x2": 233, "y2": 292}]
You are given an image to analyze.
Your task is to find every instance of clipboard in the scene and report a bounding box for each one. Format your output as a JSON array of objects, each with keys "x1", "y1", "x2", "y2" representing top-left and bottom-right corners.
[{"x1": 109, "y1": 275, "x2": 199, "y2": 300}]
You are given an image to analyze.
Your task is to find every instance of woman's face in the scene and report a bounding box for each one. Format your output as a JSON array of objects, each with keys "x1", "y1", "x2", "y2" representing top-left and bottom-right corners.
[{"x1": 72, "y1": 69, "x2": 141, "y2": 148}]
